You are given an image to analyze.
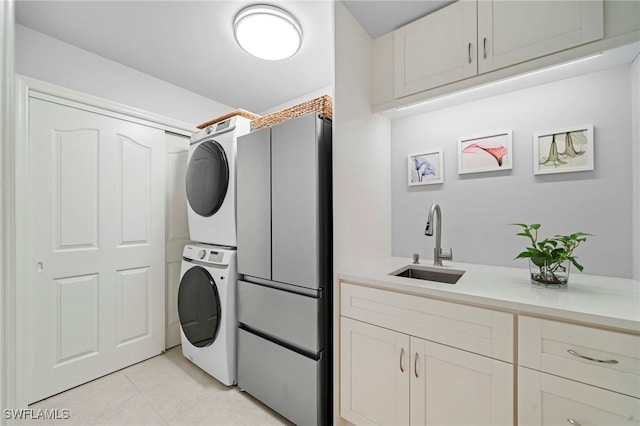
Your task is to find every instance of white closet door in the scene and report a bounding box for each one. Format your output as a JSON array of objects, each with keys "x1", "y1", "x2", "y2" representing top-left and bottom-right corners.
[
  {"x1": 29, "y1": 98, "x2": 165, "y2": 403},
  {"x1": 164, "y1": 132, "x2": 191, "y2": 349}
]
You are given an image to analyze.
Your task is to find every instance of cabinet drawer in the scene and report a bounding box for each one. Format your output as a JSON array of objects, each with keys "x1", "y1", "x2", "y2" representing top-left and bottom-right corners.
[
  {"x1": 518, "y1": 366, "x2": 640, "y2": 426},
  {"x1": 340, "y1": 283, "x2": 513, "y2": 362},
  {"x1": 519, "y1": 316, "x2": 640, "y2": 398}
]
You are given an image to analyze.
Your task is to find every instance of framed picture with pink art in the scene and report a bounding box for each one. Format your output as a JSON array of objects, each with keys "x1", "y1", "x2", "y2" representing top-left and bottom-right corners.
[
  {"x1": 533, "y1": 125, "x2": 594, "y2": 175},
  {"x1": 408, "y1": 149, "x2": 444, "y2": 186},
  {"x1": 458, "y1": 130, "x2": 513, "y2": 174}
]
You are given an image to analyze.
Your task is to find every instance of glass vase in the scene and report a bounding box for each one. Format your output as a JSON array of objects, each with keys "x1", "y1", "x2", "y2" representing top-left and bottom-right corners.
[{"x1": 529, "y1": 258, "x2": 570, "y2": 289}]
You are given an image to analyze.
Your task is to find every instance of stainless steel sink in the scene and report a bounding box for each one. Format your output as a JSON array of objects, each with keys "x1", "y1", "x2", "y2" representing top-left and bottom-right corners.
[{"x1": 389, "y1": 265, "x2": 465, "y2": 284}]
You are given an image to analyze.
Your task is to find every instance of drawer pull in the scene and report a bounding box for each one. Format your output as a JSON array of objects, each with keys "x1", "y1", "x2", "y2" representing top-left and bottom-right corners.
[
  {"x1": 414, "y1": 353, "x2": 419, "y2": 378},
  {"x1": 567, "y1": 418, "x2": 582, "y2": 426},
  {"x1": 567, "y1": 349, "x2": 619, "y2": 364},
  {"x1": 468, "y1": 42, "x2": 472, "y2": 64},
  {"x1": 483, "y1": 37, "x2": 487, "y2": 59},
  {"x1": 400, "y1": 348, "x2": 405, "y2": 373}
]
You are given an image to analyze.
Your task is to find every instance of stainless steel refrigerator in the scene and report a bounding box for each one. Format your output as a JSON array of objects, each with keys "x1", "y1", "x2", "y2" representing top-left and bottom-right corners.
[{"x1": 236, "y1": 113, "x2": 332, "y2": 425}]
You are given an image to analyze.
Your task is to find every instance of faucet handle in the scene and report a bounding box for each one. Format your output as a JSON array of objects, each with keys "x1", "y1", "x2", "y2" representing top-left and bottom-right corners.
[{"x1": 440, "y1": 248, "x2": 453, "y2": 261}]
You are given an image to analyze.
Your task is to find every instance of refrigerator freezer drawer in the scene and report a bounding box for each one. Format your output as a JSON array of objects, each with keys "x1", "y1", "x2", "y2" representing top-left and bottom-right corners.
[
  {"x1": 238, "y1": 328, "x2": 325, "y2": 426},
  {"x1": 238, "y1": 279, "x2": 323, "y2": 352}
]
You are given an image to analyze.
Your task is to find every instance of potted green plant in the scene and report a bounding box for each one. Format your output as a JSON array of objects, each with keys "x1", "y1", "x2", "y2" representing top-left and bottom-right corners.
[{"x1": 513, "y1": 223, "x2": 591, "y2": 288}]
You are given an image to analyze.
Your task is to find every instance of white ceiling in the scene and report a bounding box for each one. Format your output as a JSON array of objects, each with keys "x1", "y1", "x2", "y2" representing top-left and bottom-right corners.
[
  {"x1": 14, "y1": 0, "x2": 449, "y2": 113},
  {"x1": 342, "y1": 0, "x2": 454, "y2": 39}
]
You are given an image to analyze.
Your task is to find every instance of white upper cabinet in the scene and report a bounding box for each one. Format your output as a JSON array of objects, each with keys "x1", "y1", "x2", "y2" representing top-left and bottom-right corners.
[
  {"x1": 478, "y1": 0, "x2": 604, "y2": 74},
  {"x1": 394, "y1": 0, "x2": 604, "y2": 98},
  {"x1": 394, "y1": 1, "x2": 477, "y2": 98}
]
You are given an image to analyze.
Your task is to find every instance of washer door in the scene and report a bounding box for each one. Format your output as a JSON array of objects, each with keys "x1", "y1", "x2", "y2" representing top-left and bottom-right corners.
[
  {"x1": 186, "y1": 140, "x2": 229, "y2": 217},
  {"x1": 178, "y1": 266, "x2": 221, "y2": 348}
]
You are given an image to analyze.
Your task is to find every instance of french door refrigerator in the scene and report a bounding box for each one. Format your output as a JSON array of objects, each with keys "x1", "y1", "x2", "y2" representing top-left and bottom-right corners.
[{"x1": 236, "y1": 112, "x2": 332, "y2": 425}]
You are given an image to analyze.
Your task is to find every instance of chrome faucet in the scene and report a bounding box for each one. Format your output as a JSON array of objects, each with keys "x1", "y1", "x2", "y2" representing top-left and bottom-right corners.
[{"x1": 424, "y1": 203, "x2": 453, "y2": 266}]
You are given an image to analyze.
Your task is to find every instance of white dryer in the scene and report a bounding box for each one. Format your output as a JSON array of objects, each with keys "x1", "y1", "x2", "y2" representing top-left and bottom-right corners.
[
  {"x1": 186, "y1": 116, "x2": 251, "y2": 247},
  {"x1": 178, "y1": 244, "x2": 237, "y2": 385}
]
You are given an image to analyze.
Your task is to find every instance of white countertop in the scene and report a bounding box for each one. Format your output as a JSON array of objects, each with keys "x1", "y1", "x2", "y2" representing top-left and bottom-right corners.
[{"x1": 338, "y1": 257, "x2": 640, "y2": 333}]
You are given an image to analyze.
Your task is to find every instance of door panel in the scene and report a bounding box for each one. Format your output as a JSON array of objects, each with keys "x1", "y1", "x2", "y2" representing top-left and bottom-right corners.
[
  {"x1": 116, "y1": 267, "x2": 151, "y2": 345},
  {"x1": 478, "y1": 0, "x2": 604, "y2": 73},
  {"x1": 54, "y1": 129, "x2": 99, "y2": 250},
  {"x1": 29, "y1": 98, "x2": 165, "y2": 403},
  {"x1": 271, "y1": 114, "x2": 319, "y2": 288},
  {"x1": 340, "y1": 318, "x2": 410, "y2": 426},
  {"x1": 236, "y1": 127, "x2": 271, "y2": 280},
  {"x1": 410, "y1": 337, "x2": 513, "y2": 426},
  {"x1": 54, "y1": 274, "x2": 99, "y2": 364},
  {"x1": 394, "y1": 0, "x2": 477, "y2": 97},
  {"x1": 118, "y1": 135, "x2": 151, "y2": 245},
  {"x1": 518, "y1": 367, "x2": 640, "y2": 426}
]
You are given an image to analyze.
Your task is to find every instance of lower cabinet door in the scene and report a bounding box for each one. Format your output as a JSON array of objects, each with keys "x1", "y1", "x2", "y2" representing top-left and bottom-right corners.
[
  {"x1": 340, "y1": 317, "x2": 410, "y2": 425},
  {"x1": 410, "y1": 337, "x2": 513, "y2": 426},
  {"x1": 518, "y1": 366, "x2": 640, "y2": 426}
]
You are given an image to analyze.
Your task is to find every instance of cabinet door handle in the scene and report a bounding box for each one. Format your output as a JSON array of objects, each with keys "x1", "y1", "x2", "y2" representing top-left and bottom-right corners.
[
  {"x1": 483, "y1": 37, "x2": 487, "y2": 59},
  {"x1": 567, "y1": 349, "x2": 619, "y2": 364},
  {"x1": 567, "y1": 418, "x2": 582, "y2": 426},
  {"x1": 414, "y1": 353, "x2": 419, "y2": 378},
  {"x1": 400, "y1": 348, "x2": 405, "y2": 372},
  {"x1": 468, "y1": 42, "x2": 472, "y2": 64}
]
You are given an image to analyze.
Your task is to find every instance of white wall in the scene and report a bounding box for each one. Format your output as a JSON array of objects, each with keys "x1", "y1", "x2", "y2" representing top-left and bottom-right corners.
[
  {"x1": 334, "y1": 2, "x2": 391, "y2": 424},
  {"x1": 632, "y1": 54, "x2": 640, "y2": 279},
  {"x1": 334, "y1": 2, "x2": 391, "y2": 276},
  {"x1": 391, "y1": 66, "x2": 635, "y2": 278},
  {"x1": 15, "y1": 25, "x2": 232, "y2": 125}
]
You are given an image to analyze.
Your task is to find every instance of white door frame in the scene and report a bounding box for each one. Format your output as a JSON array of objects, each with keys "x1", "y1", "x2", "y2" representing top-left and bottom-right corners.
[
  {"x1": 1, "y1": 0, "x2": 16, "y2": 415},
  {"x1": 10, "y1": 74, "x2": 193, "y2": 409}
]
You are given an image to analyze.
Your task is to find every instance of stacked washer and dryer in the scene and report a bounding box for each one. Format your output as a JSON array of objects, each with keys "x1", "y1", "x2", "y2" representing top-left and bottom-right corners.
[{"x1": 177, "y1": 116, "x2": 251, "y2": 386}]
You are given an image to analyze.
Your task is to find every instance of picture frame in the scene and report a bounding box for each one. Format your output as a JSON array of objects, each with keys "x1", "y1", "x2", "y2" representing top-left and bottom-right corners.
[
  {"x1": 533, "y1": 125, "x2": 594, "y2": 175},
  {"x1": 458, "y1": 130, "x2": 513, "y2": 174},
  {"x1": 408, "y1": 149, "x2": 444, "y2": 186}
]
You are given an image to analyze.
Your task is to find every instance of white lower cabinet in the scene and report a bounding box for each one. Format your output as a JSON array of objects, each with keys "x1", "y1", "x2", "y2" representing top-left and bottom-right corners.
[
  {"x1": 341, "y1": 317, "x2": 410, "y2": 425},
  {"x1": 339, "y1": 283, "x2": 639, "y2": 426},
  {"x1": 411, "y1": 337, "x2": 513, "y2": 426},
  {"x1": 518, "y1": 316, "x2": 640, "y2": 426},
  {"x1": 518, "y1": 366, "x2": 640, "y2": 426},
  {"x1": 341, "y1": 317, "x2": 514, "y2": 425}
]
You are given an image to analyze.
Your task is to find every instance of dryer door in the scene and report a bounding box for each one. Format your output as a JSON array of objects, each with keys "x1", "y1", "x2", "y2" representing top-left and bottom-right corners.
[
  {"x1": 186, "y1": 140, "x2": 229, "y2": 217},
  {"x1": 177, "y1": 266, "x2": 221, "y2": 347}
]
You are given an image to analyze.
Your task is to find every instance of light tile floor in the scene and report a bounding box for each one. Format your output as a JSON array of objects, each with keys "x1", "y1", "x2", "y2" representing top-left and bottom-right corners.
[{"x1": 18, "y1": 346, "x2": 293, "y2": 426}]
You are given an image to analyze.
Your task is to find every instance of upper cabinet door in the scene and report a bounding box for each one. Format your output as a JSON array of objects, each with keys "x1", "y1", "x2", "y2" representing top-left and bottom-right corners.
[
  {"x1": 394, "y1": 0, "x2": 477, "y2": 98},
  {"x1": 237, "y1": 127, "x2": 271, "y2": 280},
  {"x1": 271, "y1": 114, "x2": 320, "y2": 289},
  {"x1": 478, "y1": 0, "x2": 604, "y2": 74}
]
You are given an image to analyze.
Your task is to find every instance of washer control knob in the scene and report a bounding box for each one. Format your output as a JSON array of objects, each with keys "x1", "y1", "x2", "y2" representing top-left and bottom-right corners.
[
  {"x1": 198, "y1": 250, "x2": 207, "y2": 260},
  {"x1": 206, "y1": 126, "x2": 213, "y2": 135}
]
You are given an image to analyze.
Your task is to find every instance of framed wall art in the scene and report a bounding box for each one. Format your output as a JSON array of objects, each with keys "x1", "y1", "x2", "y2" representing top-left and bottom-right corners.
[
  {"x1": 458, "y1": 130, "x2": 513, "y2": 174},
  {"x1": 533, "y1": 125, "x2": 594, "y2": 175},
  {"x1": 408, "y1": 149, "x2": 443, "y2": 186}
]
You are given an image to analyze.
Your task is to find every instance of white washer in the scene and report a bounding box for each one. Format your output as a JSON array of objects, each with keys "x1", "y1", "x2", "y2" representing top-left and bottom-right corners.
[
  {"x1": 178, "y1": 244, "x2": 237, "y2": 385},
  {"x1": 186, "y1": 116, "x2": 251, "y2": 247}
]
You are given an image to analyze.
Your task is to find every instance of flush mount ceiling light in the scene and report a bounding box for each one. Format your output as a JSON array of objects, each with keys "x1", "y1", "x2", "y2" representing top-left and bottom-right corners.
[{"x1": 233, "y1": 4, "x2": 302, "y2": 61}]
